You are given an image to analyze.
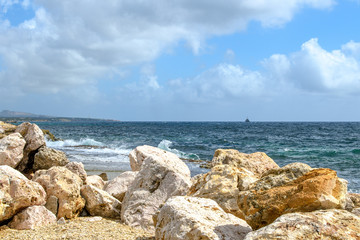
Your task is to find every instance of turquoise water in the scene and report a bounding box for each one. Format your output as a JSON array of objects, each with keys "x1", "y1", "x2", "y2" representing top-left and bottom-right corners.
[{"x1": 36, "y1": 121, "x2": 360, "y2": 193}]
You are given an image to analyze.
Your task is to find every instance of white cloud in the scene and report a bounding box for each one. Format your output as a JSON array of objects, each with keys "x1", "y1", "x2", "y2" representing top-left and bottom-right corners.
[
  {"x1": 265, "y1": 38, "x2": 360, "y2": 94},
  {"x1": 0, "y1": 0, "x2": 335, "y2": 96}
]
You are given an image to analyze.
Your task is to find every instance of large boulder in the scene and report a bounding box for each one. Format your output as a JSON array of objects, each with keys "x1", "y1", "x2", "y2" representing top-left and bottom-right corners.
[
  {"x1": 154, "y1": 196, "x2": 252, "y2": 240},
  {"x1": 211, "y1": 149, "x2": 279, "y2": 177},
  {"x1": 32, "y1": 166, "x2": 85, "y2": 219},
  {"x1": 0, "y1": 133, "x2": 26, "y2": 168},
  {"x1": 8, "y1": 206, "x2": 57, "y2": 230},
  {"x1": 244, "y1": 209, "x2": 360, "y2": 240},
  {"x1": 238, "y1": 168, "x2": 348, "y2": 229},
  {"x1": 86, "y1": 175, "x2": 105, "y2": 190},
  {"x1": 15, "y1": 122, "x2": 46, "y2": 172},
  {"x1": 129, "y1": 145, "x2": 181, "y2": 171},
  {"x1": 121, "y1": 148, "x2": 191, "y2": 231},
  {"x1": 188, "y1": 165, "x2": 257, "y2": 219},
  {"x1": 33, "y1": 146, "x2": 69, "y2": 170},
  {"x1": 104, "y1": 171, "x2": 138, "y2": 202},
  {"x1": 81, "y1": 185, "x2": 122, "y2": 218},
  {"x1": 0, "y1": 166, "x2": 46, "y2": 222},
  {"x1": 65, "y1": 161, "x2": 87, "y2": 185}
]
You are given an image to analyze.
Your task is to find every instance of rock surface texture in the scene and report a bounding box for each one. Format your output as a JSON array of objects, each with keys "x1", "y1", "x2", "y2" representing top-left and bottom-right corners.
[
  {"x1": 104, "y1": 171, "x2": 138, "y2": 202},
  {"x1": 33, "y1": 166, "x2": 85, "y2": 219},
  {"x1": 33, "y1": 146, "x2": 69, "y2": 170},
  {"x1": 0, "y1": 166, "x2": 46, "y2": 222},
  {"x1": 0, "y1": 133, "x2": 26, "y2": 168},
  {"x1": 244, "y1": 209, "x2": 360, "y2": 240},
  {"x1": 81, "y1": 185, "x2": 122, "y2": 218},
  {"x1": 238, "y1": 168, "x2": 348, "y2": 229},
  {"x1": 154, "y1": 196, "x2": 252, "y2": 240},
  {"x1": 188, "y1": 165, "x2": 257, "y2": 218},
  {"x1": 121, "y1": 148, "x2": 191, "y2": 231},
  {"x1": 86, "y1": 175, "x2": 105, "y2": 190},
  {"x1": 211, "y1": 149, "x2": 279, "y2": 177},
  {"x1": 8, "y1": 206, "x2": 57, "y2": 230},
  {"x1": 65, "y1": 161, "x2": 87, "y2": 185}
]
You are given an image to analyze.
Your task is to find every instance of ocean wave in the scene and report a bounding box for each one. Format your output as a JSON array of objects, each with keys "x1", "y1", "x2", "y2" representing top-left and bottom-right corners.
[
  {"x1": 157, "y1": 139, "x2": 200, "y2": 160},
  {"x1": 46, "y1": 138, "x2": 104, "y2": 148}
]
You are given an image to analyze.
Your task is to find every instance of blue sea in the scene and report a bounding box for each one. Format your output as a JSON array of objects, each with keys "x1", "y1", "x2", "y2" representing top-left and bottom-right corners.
[{"x1": 36, "y1": 121, "x2": 360, "y2": 193}]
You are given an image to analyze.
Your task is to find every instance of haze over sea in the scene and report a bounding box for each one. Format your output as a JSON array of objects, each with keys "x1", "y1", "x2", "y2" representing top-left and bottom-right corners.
[{"x1": 36, "y1": 121, "x2": 360, "y2": 193}]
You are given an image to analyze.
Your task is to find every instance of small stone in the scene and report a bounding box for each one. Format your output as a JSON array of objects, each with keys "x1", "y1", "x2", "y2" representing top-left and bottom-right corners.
[{"x1": 57, "y1": 217, "x2": 66, "y2": 225}]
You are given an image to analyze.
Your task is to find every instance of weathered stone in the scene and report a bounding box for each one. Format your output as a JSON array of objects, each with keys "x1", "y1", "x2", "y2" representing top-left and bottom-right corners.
[
  {"x1": 99, "y1": 172, "x2": 108, "y2": 181},
  {"x1": 121, "y1": 148, "x2": 191, "y2": 231},
  {"x1": 0, "y1": 133, "x2": 26, "y2": 168},
  {"x1": 238, "y1": 168, "x2": 348, "y2": 229},
  {"x1": 349, "y1": 193, "x2": 360, "y2": 208},
  {"x1": 244, "y1": 209, "x2": 360, "y2": 240},
  {"x1": 129, "y1": 145, "x2": 181, "y2": 171},
  {"x1": 15, "y1": 122, "x2": 46, "y2": 172},
  {"x1": 154, "y1": 196, "x2": 252, "y2": 240},
  {"x1": 104, "y1": 171, "x2": 137, "y2": 202},
  {"x1": 8, "y1": 206, "x2": 57, "y2": 230},
  {"x1": 0, "y1": 121, "x2": 17, "y2": 136},
  {"x1": 86, "y1": 175, "x2": 105, "y2": 190},
  {"x1": 33, "y1": 146, "x2": 69, "y2": 170},
  {"x1": 45, "y1": 195, "x2": 59, "y2": 216},
  {"x1": 249, "y1": 162, "x2": 313, "y2": 191},
  {"x1": 353, "y1": 208, "x2": 360, "y2": 217},
  {"x1": 33, "y1": 166, "x2": 85, "y2": 219},
  {"x1": 81, "y1": 185, "x2": 121, "y2": 218},
  {"x1": 65, "y1": 162, "x2": 87, "y2": 185},
  {"x1": 188, "y1": 165, "x2": 257, "y2": 219},
  {"x1": 211, "y1": 149, "x2": 279, "y2": 177},
  {"x1": 0, "y1": 166, "x2": 46, "y2": 222}
]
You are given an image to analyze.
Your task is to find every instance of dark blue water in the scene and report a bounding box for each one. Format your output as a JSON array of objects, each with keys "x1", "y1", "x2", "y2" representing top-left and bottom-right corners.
[{"x1": 36, "y1": 121, "x2": 360, "y2": 193}]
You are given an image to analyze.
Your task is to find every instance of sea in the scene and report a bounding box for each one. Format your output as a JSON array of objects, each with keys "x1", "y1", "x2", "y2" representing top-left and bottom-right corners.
[{"x1": 35, "y1": 121, "x2": 360, "y2": 193}]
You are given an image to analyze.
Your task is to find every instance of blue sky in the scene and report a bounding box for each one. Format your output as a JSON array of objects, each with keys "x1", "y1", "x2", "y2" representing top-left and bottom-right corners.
[{"x1": 1, "y1": 0, "x2": 360, "y2": 121}]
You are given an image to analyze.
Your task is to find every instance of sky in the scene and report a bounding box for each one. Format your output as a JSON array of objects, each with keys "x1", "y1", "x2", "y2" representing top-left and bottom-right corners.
[{"x1": 1, "y1": 0, "x2": 360, "y2": 121}]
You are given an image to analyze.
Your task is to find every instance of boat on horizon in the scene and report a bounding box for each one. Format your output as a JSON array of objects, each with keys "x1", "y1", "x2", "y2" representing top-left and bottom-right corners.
[{"x1": 245, "y1": 118, "x2": 250, "y2": 122}]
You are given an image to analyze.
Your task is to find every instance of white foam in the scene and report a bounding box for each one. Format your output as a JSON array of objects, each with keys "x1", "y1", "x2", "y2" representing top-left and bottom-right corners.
[
  {"x1": 46, "y1": 138, "x2": 104, "y2": 148},
  {"x1": 157, "y1": 139, "x2": 200, "y2": 160}
]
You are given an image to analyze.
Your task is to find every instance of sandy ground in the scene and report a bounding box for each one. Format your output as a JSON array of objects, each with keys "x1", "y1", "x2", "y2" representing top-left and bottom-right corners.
[{"x1": 0, "y1": 217, "x2": 155, "y2": 240}]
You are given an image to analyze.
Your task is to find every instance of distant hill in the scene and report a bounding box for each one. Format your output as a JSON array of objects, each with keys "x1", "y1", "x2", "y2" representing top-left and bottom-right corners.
[{"x1": 0, "y1": 110, "x2": 53, "y2": 118}]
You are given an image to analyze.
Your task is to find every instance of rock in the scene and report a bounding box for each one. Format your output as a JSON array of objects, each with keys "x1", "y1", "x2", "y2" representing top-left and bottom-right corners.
[
  {"x1": 104, "y1": 171, "x2": 137, "y2": 202},
  {"x1": 65, "y1": 161, "x2": 87, "y2": 185},
  {"x1": 129, "y1": 145, "x2": 182, "y2": 171},
  {"x1": 8, "y1": 206, "x2": 57, "y2": 230},
  {"x1": 86, "y1": 175, "x2": 105, "y2": 190},
  {"x1": 33, "y1": 166, "x2": 85, "y2": 219},
  {"x1": 15, "y1": 122, "x2": 46, "y2": 172},
  {"x1": 249, "y1": 162, "x2": 313, "y2": 191},
  {"x1": 244, "y1": 209, "x2": 360, "y2": 240},
  {"x1": 211, "y1": 149, "x2": 279, "y2": 177},
  {"x1": 154, "y1": 196, "x2": 252, "y2": 240},
  {"x1": 33, "y1": 146, "x2": 69, "y2": 170},
  {"x1": 99, "y1": 172, "x2": 108, "y2": 181},
  {"x1": 353, "y1": 208, "x2": 360, "y2": 217},
  {"x1": 45, "y1": 195, "x2": 59, "y2": 216},
  {"x1": 81, "y1": 185, "x2": 122, "y2": 218},
  {"x1": 42, "y1": 129, "x2": 60, "y2": 141},
  {"x1": 0, "y1": 133, "x2": 26, "y2": 168},
  {"x1": 57, "y1": 217, "x2": 66, "y2": 225},
  {"x1": 349, "y1": 193, "x2": 360, "y2": 208},
  {"x1": 188, "y1": 165, "x2": 257, "y2": 219},
  {"x1": 0, "y1": 121, "x2": 17, "y2": 136},
  {"x1": 238, "y1": 168, "x2": 348, "y2": 229},
  {"x1": 0, "y1": 166, "x2": 46, "y2": 222},
  {"x1": 121, "y1": 148, "x2": 191, "y2": 231}
]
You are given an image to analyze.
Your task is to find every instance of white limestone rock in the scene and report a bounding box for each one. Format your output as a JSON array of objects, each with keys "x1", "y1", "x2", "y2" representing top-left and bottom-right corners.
[
  {"x1": 8, "y1": 206, "x2": 57, "y2": 230},
  {"x1": 86, "y1": 175, "x2": 105, "y2": 190},
  {"x1": 104, "y1": 171, "x2": 138, "y2": 202},
  {"x1": 0, "y1": 133, "x2": 26, "y2": 168}
]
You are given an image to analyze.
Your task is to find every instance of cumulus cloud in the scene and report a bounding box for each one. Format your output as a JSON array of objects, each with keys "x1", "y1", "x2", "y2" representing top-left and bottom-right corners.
[
  {"x1": 0, "y1": 0, "x2": 335, "y2": 96},
  {"x1": 264, "y1": 38, "x2": 360, "y2": 94}
]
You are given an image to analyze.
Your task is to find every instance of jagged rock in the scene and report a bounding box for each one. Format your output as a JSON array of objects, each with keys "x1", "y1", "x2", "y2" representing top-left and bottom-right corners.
[
  {"x1": 33, "y1": 166, "x2": 85, "y2": 219},
  {"x1": 98, "y1": 172, "x2": 108, "y2": 181},
  {"x1": 45, "y1": 195, "x2": 59, "y2": 216},
  {"x1": 42, "y1": 129, "x2": 60, "y2": 141},
  {"x1": 129, "y1": 145, "x2": 181, "y2": 171},
  {"x1": 65, "y1": 162, "x2": 87, "y2": 185},
  {"x1": 104, "y1": 171, "x2": 137, "y2": 202},
  {"x1": 33, "y1": 146, "x2": 69, "y2": 170},
  {"x1": 8, "y1": 206, "x2": 57, "y2": 230},
  {"x1": 154, "y1": 196, "x2": 252, "y2": 240},
  {"x1": 0, "y1": 133, "x2": 26, "y2": 168},
  {"x1": 353, "y1": 208, "x2": 360, "y2": 217},
  {"x1": 0, "y1": 166, "x2": 46, "y2": 222},
  {"x1": 188, "y1": 165, "x2": 257, "y2": 219},
  {"x1": 211, "y1": 149, "x2": 279, "y2": 177},
  {"x1": 244, "y1": 209, "x2": 360, "y2": 240},
  {"x1": 0, "y1": 121, "x2": 17, "y2": 137},
  {"x1": 121, "y1": 148, "x2": 191, "y2": 231},
  {"x1": 86, "y1": 175, "x2": 105, "y2": 190},
  {"x1": 238, "y1": 168, "x2": 348, "y2": 229},
  {"x1": 349, "y1": 193, "x2": 360, "y2": 208},
  {"x1": 81, "y1": 185, "x2": 121, "y2": 218},
  {"x1": 15, "y1": 122, "x2": 46, "y2": 172},
  {"x1": 249, "y1": 162, "x2": 313, "y2": 191}
]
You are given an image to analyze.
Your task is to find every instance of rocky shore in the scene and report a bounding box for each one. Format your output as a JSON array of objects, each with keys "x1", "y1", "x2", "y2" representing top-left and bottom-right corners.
[{"x1": 0, "y1": 121, "x2": 359, "y2": 239}]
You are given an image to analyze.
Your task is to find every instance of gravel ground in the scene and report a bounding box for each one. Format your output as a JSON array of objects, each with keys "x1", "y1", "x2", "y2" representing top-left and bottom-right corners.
[{"x1": 0, "y1": 217, "x2": 155, "y2": 240}]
